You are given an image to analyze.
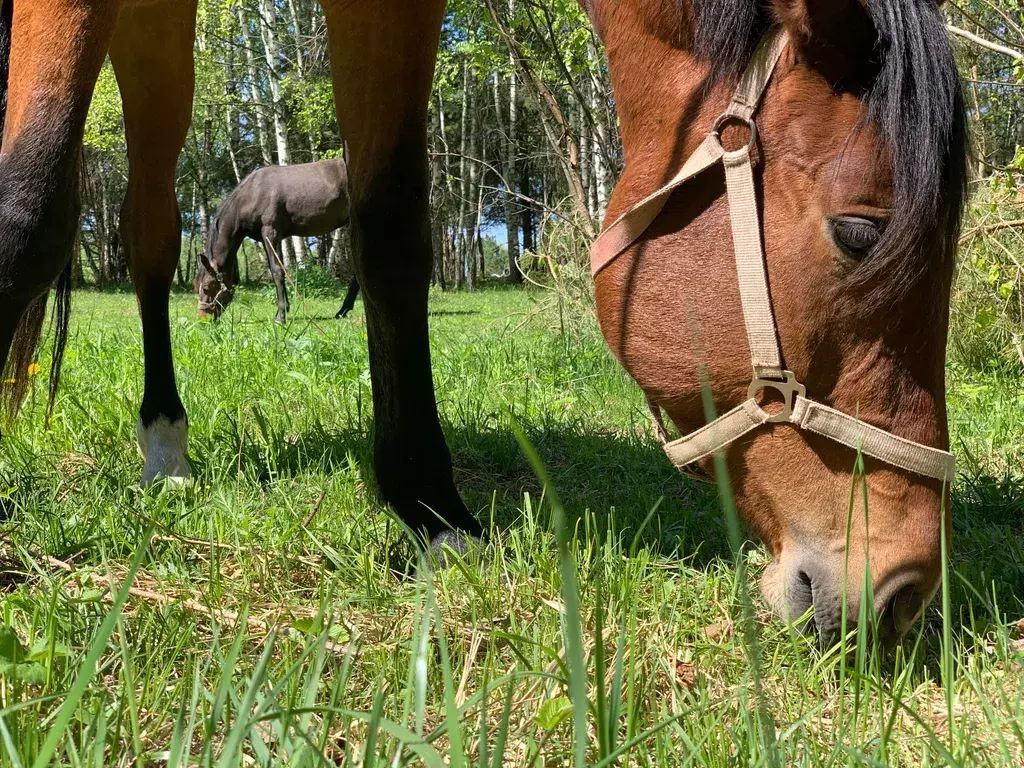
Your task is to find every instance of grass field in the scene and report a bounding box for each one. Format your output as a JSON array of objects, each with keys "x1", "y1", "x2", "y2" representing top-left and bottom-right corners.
[{"x1": 0, "y1": 282, "x2": 1021, "y2": 766}]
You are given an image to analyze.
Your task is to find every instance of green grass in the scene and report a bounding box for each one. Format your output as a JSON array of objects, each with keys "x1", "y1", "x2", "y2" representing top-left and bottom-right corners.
[{"x1": 0, "y1": 283, "x2": 1021, "y2": 766}]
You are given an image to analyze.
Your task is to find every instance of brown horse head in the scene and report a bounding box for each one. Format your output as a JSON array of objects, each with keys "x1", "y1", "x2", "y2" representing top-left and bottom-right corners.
[
  {"x1": 587, "y1": 0, "x2": 967, "y2": 645},
  {"x1": 196, "y1": 216, "x2": 238, "y2": 320}
]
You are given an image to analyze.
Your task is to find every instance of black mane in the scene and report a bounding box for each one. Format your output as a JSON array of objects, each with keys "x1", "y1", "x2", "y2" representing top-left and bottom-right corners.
[
  {"x1": 0, "y1": 0, "x2": 13, "y2": 146},
  {"x1": 692, "y1": 0, "x2": 969, "y2": 297}
]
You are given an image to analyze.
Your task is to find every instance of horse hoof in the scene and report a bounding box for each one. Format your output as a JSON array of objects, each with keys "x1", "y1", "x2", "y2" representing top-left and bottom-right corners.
[
  {"x1": 137, "y1": 416, "x2": 192, "y2": 487},
  {"x1": 428, "y1": 530, "x2": 483, "y2": 566}
]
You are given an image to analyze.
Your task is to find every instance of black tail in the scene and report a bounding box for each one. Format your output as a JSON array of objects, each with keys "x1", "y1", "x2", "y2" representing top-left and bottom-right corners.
[
  {"x1": 1, "y1": 0, "x2": 12, "y2": 144},
  {"x1": 1, "y1": 262, "x2": 72, "y2": 426},
  {"x1": 47, "y1": 259, "x2": 73, "y2": 422}
]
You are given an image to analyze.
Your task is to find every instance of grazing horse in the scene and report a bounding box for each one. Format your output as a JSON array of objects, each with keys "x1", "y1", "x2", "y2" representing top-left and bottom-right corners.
[
  {"x1": 0, "y1": 0, "x2": 966, "y2": 644},
  {"x1": 196, "y1": 158, "x2": 357, "y2": 324}
]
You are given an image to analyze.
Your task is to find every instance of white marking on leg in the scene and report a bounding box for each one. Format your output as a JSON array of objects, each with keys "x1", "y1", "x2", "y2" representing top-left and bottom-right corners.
[{"x1": 137, "y1": 416, "x2": 191, "y2": 487}]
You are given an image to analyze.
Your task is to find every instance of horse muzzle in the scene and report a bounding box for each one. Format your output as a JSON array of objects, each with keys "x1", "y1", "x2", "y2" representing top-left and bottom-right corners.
[{"x1": 763, "y1": 554, "x2": 938, "y2": 649}]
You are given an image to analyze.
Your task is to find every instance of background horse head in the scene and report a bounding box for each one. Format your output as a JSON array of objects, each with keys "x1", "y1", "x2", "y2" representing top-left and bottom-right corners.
[
  {"x1": 196, "y1": 216, "x2": 240, "y2": 320},
  {"x1": 585, "y1": 0, "x2": 968, "y2": 645}
]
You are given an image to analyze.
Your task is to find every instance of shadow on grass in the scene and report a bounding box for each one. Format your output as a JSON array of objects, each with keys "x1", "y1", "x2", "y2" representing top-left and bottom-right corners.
[
  {"x1": 948, "y1": 472, "x2": 1024, "y2": 618},
  {"x1": 230, "y1": 419, "x2": 1024, "y2": 622},
  {"x1": 227, "y1": 419, "x2": 729, "y2": 564}
]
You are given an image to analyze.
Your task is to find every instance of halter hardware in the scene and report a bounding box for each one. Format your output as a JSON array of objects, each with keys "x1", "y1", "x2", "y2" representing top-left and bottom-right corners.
[
  {"x1": 590, "y1": 28, "x2": 956, "y2": 484},
  {"x1": 710, "y1": 113, "x2": 758, "y2": 157},
  {"x1": 749, "y1": 370, "x2": 805, "y2": 423}
]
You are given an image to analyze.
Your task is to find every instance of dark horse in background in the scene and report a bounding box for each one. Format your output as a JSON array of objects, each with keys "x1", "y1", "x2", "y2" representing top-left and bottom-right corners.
[
  {"x1": 0, "y1": 0, "x2": 967, "y2": 645},
  {"x1": 195, "y1": 157, "x2": 361, "y2": 324}
]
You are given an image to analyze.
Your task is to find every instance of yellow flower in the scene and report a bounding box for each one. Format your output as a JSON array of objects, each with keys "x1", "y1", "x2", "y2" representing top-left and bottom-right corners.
[
  {"x1": 2, "y1": 378, "x2": 14, "y2": 385},
  {"x1": 27, "y1": 363, "x2": 40, "y2": 377}
]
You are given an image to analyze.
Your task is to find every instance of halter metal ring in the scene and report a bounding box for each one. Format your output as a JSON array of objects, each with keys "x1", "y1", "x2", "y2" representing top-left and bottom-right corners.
[
  {"x1": 710, "y1": 113, "x2": 758, "y2": 156},
  {"x1": 748, "y1": 370, "x2": 806, "y2": 423}
]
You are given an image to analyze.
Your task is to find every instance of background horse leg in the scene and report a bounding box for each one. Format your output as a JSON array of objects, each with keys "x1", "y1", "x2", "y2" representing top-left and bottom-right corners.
[
  {"x1": 109, "y1": 0, "x2": 197, "y2": 485},
  {"x1": 262, "y1": 231, "x2": 289, "y2": 324},
  {"x1": 0, "y1": 0, "x2": 122, "y2": 419},
  {"x1": 323, "y1": 0, "x2": 481, "y2": 545},
  {"x1": 335, "y1": 277, "x2": 360, "y2": 318}
]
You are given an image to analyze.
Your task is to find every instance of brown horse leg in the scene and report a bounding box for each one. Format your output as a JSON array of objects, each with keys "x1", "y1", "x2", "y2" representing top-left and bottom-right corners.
[
  {"x1": 323, "y1": 0, "x2": 481, "y2": 544},
  {"x1": 109, "y1": 0, "x2": 197, "y2": 485},
  {"x1": 0, "y1": 0, "x2": 122, "y2": 417},
  {"x1": 262, "y1": 232, "x2": 289, "y2": 324}
]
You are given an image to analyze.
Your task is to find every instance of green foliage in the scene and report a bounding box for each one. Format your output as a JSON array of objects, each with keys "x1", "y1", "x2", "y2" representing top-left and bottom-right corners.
[
  {"x1": 286, "y1": 76, "x2": 338, "y2": 157},
  {"x1": 0, "y1": 626, "x2": 45, "y2": 685},
  {"x1": 82, "y1": 64, "x2": 124, "y2": 154},
  {"x1": 290, "y1": 263, "x2": 345, "y2": 299},
  {"x1": 948, "y1": 1, "x2": 1024, "y2": 170},
  {"x1": 951, "y1": 190, "x2": 1024, "y2": 375}
]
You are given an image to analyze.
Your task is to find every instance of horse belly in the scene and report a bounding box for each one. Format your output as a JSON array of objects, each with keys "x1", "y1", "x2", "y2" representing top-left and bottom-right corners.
[{"x1": 285, "y1": 195, "x2": 347, "y2": 236}]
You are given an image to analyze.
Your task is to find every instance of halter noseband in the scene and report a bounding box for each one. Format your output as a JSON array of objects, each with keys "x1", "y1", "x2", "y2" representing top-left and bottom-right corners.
[
  {"x1": 198, "y1": 252, "x2": 232, "y2": 314},
  {"x1": 590, "y1": 29, "x2": 956, "y2": 484}
]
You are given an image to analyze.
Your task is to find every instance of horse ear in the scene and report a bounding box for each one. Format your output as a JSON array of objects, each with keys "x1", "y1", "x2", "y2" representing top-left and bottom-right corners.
[{"x1": 771, "y1": 0, "x2": 875, "y2": 79}]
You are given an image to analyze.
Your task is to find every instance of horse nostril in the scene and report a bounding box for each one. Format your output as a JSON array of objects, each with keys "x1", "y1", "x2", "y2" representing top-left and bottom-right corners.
[{"x1": 881, "y1": 584, "x2": 926, "y2": 641}]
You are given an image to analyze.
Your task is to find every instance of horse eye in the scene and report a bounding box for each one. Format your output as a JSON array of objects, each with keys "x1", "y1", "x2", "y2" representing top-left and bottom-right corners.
[{"x1": 829, "y1": 217, "x2": 882, "y2": 260}]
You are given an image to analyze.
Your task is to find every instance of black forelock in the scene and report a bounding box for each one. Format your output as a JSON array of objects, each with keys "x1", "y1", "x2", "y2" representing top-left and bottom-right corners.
[
  {"x1": 859, "y1": 0, "x2": 967, "y2": 296},
  {"x1": 690, "y1": 0, "x2": 969, "y2": 299},
  {"x1": 692, "y1": 0, "x2": 770, "y2": 82}
]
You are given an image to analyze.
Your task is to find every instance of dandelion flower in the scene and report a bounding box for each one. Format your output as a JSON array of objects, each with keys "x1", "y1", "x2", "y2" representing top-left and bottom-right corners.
[{"x1": 27, "y1": 363, "x2": 40, "y2": 377}]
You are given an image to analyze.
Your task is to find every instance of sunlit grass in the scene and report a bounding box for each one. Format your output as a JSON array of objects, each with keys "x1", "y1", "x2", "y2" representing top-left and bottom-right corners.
[{"x1": 0, "y1": 284, "x2": 1019, "y2": 765}]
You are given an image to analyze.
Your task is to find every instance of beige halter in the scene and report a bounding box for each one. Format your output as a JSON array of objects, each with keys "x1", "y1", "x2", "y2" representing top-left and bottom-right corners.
[{"x1": 590, "y1": 29, "x2": 956, "y2": 483}]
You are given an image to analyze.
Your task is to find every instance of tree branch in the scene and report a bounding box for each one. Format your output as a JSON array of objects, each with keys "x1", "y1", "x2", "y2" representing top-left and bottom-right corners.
[{"x1": 948, "y1": 24, "x2": 1024, "y2": 61}]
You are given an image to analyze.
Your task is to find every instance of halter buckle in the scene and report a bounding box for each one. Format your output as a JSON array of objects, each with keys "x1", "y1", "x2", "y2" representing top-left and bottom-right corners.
[
  {"x1": 711, "y1": 113, "x2": 758, "y2": 156},
  {"x1": 748, "y1": 371, "x2": 805, "y2": 423}
]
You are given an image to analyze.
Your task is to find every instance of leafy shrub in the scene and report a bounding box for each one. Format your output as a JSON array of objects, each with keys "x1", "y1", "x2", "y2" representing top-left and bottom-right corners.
[
  {"x1": 291, "y1": 263, "x2": 344, "y2": 299},
  {"x1": 950, "y1": 188, "x2": 1024, "y2": 374}
]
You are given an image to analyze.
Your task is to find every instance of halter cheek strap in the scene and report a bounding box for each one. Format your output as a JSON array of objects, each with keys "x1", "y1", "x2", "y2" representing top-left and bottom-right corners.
[{"x1": 590, "y1": 29, "x2": 956, "y2": 483}]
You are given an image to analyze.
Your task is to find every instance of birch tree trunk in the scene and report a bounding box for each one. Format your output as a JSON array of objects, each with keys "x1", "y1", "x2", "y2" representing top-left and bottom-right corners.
[
  {"x1": 484, "y1": 0, "x2": 595, "y2": 239},
  {"x1": 493, "y1": 68, "x2": 522, "y2": 282},
  {"x1": 466, "y1": 73, "x2": 482, "y2": 290},
  {"x1": 437, "y1": 93, "x2": 458, "y2": 288},
  {"x1": 239, "y1": 7, "x2": 273, "y2": 166},
  {"x1": 456, "y1": 60, "x2": 470, "y2": 288},
  {"x1": 258, "y1": 0, "x2": 304, "y2": 265}
]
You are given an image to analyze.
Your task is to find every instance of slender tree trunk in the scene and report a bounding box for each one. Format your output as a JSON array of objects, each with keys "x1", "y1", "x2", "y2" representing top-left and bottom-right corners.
[
  {"x1": 239, "y1": 7, "x2": 274, "y2": 166},
  {"x1": 521, "y1": 163, "x2": 534, "y2": 255},
  {"x1": 257, "y1": 0, "x2": 304, "y2": 266},
  {"x1": 183, "y1": 180, "x2": 199, "y2": 287},
  {"x1": 466, "y1": 73, "x2": 483, "y2": 290},
  {"x1": 474, "y1": 184, "x2": 485, "y2": 279},
  {"x1": 493, "y1": 70, "x2": 522, "y2": 283},
  {"x1": 484, "y1": 0, "x2": 595, "y2": 240},
  {"x1": 578, "y1": 96, "x2": 595, "y2": 220},
  {"x1": 456, "y1": 60, "x2": 470, "y2": 289},
  {"x1": 436, "y1": 92, "x2": 458, "y2": 288},
  {"x1": 238, "y1": 4, "x2": 287, "y2": 280},
  {"x1": 588, "y1": 41, "x2": 612, "y2": 220},
  {"x1": 429, "y1": 112, "x2": 448, "y2": 290},
  {"x1": 288, "y1": 0, "x2": 319, "y2": 161},
  {"x1": 223, "y1": 12, "x2": 243, "y2": 185}
]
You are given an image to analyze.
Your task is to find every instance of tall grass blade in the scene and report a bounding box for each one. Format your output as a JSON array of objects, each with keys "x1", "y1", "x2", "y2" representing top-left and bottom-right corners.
[
  {"x1": 511, "y1": 417, "x2": 588, "y2": 768},
  {"x1": 30, "y1": 530, "x2": 153, "y2": 768},
  {"x1": 489, "y1": 681, "x2": 515, "y2": 768},
  {"x1": 217, "y1": 627, "x2": 278, "y2": 768}
]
